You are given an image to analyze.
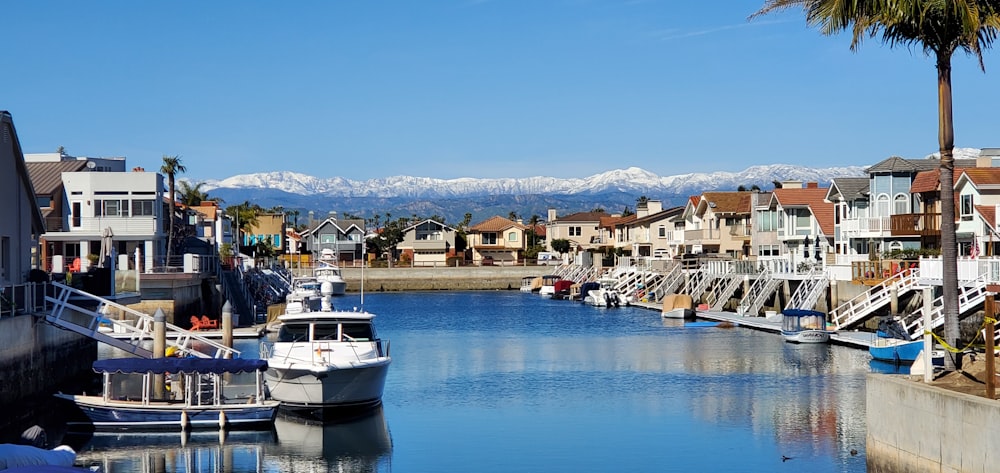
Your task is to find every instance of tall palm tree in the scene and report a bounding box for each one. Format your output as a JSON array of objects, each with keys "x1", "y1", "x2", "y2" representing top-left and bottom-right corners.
[
  {"x1": 754, "y1": 0, "x2": 1000, "y2": 371},
  {"x1": 160, "y1": 155, "x2": 186, "y2": 265},
  {"x1": 178, "y1": 181, "x2": 210, "y2": 207}
]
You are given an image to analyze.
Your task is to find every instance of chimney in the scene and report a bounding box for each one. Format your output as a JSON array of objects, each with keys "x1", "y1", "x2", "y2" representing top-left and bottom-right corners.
[
  {"x1": 806, "y1": 182, "x2": 818, "y2": 189},
  {"x1": 781, "y1": 181, "x2": 804, "y2": 189},
  {"x1": 547, "y1": 208, "x2": 557, "y2": 222}
]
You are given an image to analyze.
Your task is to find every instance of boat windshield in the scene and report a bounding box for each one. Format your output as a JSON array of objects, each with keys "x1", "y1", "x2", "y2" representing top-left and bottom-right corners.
[
  {"x1": 277, "y1": 323, "x2": 310, "y2": 342},
  {"x1": 343, "y1": 323, "x2": 374, "y2": 341}
]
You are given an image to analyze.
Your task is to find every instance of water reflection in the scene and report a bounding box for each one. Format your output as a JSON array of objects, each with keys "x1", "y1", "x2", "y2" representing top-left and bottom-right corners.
[{"x1": 70, "y1": 408, "x2": 391, "y2": 473}]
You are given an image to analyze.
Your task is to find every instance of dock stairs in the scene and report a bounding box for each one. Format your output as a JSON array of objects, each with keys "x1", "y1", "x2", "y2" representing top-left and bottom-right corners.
[
  {"x1": 736, "y1": 268, "x2": 781, "y2": 316},
  {"x1": 898, "y1": 274, "x2": 991, "y2": 341},
  {"x1": 830, "y1": 269, "x2": 921, "y2": 330},
  {"x1": 784, "y1": 270, "x2": 828, "y2": 311},
  {"x1": 42, "y1": 282, "x2": 240, "y2": 359}
]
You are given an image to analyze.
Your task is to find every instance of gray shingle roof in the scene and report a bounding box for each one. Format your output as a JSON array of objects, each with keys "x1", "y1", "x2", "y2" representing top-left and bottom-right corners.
[
  {"x1": 866, "y1": 156, "x2": 977, "y2": 173},
  {"x1": 828, "y1": 177, "x2": 869, "y2": 200},
  {"x1": 25, "y1": 160, "x2": 87, "y2": 195}
]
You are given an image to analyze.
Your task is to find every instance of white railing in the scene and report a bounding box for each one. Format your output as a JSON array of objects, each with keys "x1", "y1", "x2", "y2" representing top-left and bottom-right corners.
[
  {"x1": 784, "y1": 270, "x2": 829, "y2": 311},
  {"x1": 830, "y1": 269, "x2": 920, "y2": 330},
  {"x1": 838, "y1": 217, "x2": 892, "y2": 237},
  {"x1": 63, "y1": 216, "x2": 159, "y2": 235},
  {"x1": 736, "y1": 269, "x2": 781, "y2": 316},
  {"x1": 0, "y1": 282, "x2": 49, "y2": 317},
  {"x1": 916, "y1": 256, "x2": 1000, "y2": 283},
  {"x1": 900, "y1": 275, "x2": 989, "y2": 340}
]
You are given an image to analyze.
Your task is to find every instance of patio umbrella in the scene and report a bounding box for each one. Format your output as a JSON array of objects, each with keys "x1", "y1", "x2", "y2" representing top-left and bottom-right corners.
[{"x1": 98, "y1": 227, "x2": 114, "y2": 268}]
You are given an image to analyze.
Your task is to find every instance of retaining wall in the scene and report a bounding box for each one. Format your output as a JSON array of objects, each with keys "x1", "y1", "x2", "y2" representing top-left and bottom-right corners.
[
  {"x1": 867, "y1": 373, "x2": 1000, "y2": 473},
  {"x1": 339, "y1": 266, "x2": 548, "y2": 291}
]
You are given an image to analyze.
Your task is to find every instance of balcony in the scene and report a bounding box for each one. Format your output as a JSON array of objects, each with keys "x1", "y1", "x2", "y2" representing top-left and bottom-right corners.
[
  {"x1": 684, "y1": 228, "x2": 722, "y2": 244},
  {"x1": 408, "y1": 240, "x2": 450, "y2": 251},
  {"x1": 838, "y1": 216, "x2": 891, "y2": 238},
  {"x1": 888, "y1": 213, "x2": 941, "y2": 237},
  {"x1": 727, "y1": 224, "x2": 752, "y2": 239}
]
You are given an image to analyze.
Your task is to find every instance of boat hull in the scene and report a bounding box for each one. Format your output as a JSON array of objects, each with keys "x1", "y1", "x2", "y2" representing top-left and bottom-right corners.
[
  {"x1": 265, "y1": 361, "x2": 390, "y2": 409},
  {"x1": 869, "y1": 339, "x2": 923, "y2": 362},
  {"x1": 661, "y1": 308, "x2": 696, "y2": 320},
  {"x1": 782, "y1": 330, "x2": 831, "y2": 344},
  {"x1": 55, "y1": 394, "x2": 279, "y2": 431}
]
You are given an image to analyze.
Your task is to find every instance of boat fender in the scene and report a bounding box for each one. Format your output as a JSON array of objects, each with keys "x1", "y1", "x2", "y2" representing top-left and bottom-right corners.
[
  {"x1": 219, "y1": 411, "x2": 228, "y2": 429},
  {"x1": 180, "y1": 411, "x2": 189, "y2": 431}
]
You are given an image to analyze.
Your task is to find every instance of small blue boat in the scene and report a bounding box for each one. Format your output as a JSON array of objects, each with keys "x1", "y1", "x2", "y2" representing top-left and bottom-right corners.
[
  {"x1": 55, "y1": 357, "x2": 280, "y2": 432},
  {"x1": 869, "y1": 338, "x2": 925, "y2": 363}
]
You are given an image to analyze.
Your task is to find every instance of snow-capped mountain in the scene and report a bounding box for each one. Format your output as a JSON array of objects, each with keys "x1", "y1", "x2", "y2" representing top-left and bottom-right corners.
[{"x1": 202, "y1": 164, "x2": 867, "y2": 199}]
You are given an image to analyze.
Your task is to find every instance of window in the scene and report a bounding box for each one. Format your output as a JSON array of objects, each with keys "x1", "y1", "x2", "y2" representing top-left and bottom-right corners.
[
  {"x1": 569, "y1": 226, "x2": 582, "y2": 236},
  {"x1": 658, "y1": 226, "x2": 666, "y2": 238},
  {"x1": 508, "y1": 231, "x2": 517, "y2": 242},
  {"x1": 794, "y1": 209, "x2": 812, "y2": 235},
  {"x1": 36, "y1": 196, "x2": 52, "y2": 208},
  {"x1": 482, "y1": 233, "x2": 498, "y2": 245},
  {"x1": 893, "y1": 194, "x2": 909, "y2": 215},
  {"x1": 72, "y1": 202, "x2": 81, "y2": 227},
  {"x1": 132, "y1": 200, "x2": 155, "y2": 216},
  {"x1": 960, "y1": 194, "x2": 974, "y2": 217},
  {"x1": 415, "y1": 222, "x2": 443, "y2": 241},
  {"x1": 95, "y1": 199, "x2": 129, "y2": 217},
  {"x1": 876, "y1": 194, "x2": 890, "y2": 217},
  {"x1": 758, "y1": 245, "x2": 780, "y2": 257}
]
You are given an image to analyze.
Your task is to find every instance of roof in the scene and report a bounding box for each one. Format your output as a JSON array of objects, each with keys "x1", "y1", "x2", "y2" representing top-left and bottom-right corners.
[
  {"x1": 403, "y1": 218, "x2": 456, "y2": 232},
  {"x1": 2, "y1": 112, "x2": 45, "y2": 235},
  {"x1": 629, "y1": 206, "x2": 685, "y2": 226},
  {"x1": 910, "y1": 169, "x2": 969, "y2": 193},
  {"x1": 976, "y1": 204, "x2": 996, "y2": 230},
  {"x1": 959, "y1": 168, "x2": 1000, "y2": 188},
  {"x1": 25, "y1": 160, "x2": 87, "y2": 195},
  {"x1": 301, "y1": 217, "x2": 365, "y2": 237},
  {"x1": 469, "y1": 215, "x2": 527, "y2": 233},
  {"x1": 600, "y1": 214, "x2": 635, "y2": 229},
  {"x1": 189, "y1": 202, "x2": 219, "y2": 220},
  {"x1": 772, "y1": 187, "x2": 835, "y2": 236},
  {"x1": 827, "y1": 177, "x2": 869, "y2": 201},
  {"x1": 867, "y1": 156, "x2": 978, "y2": 174},
  {"x1": 698, "y1": 192, "x2": 751, "y2": 215},
  {"x1": 550, "y1": 211, "x2": 607, "y2": 223}
]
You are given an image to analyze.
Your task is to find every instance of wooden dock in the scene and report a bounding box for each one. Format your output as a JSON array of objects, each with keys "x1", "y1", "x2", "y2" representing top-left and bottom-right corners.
[{"x1": 631, "y1": 301, "x2": 874, "y2": 349}]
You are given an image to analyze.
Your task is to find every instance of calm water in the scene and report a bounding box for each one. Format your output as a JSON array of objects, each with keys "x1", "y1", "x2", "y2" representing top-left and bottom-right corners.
[{"x1": 72, "y1": 291, "x2": 871, "y2": 472}]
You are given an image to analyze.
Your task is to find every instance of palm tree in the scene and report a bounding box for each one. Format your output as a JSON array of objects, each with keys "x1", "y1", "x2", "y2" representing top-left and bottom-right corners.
[
  {"x1": 160, "y1": 155, "x2": 186, "y2": 265},
  {"x1": 754, "y1": 0, "x2": 1000, "y2": 371},
  {"x1": 178, "y1": 181, "x2": 210, "y2": 207}
]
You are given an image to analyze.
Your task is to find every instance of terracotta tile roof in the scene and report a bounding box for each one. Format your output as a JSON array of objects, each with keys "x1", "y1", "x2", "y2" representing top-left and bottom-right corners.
[
  {"x1": 601, "y1": 214, "x2": 635, "y2": 229},
  {"x1": 961, "y1": 168, "x2": 1000, "y2": 187},
  {"x1": 976, "y1": 205, "x2": 996, "y2": 230},
  {"x1": 25, "y1": 160, "x2": 87, "y2": 195},
  {"x1": 469, "y1": 215, "x2": 526, "y2": 233},
  {"x1": 772, "y1": 187, "x2": 835, "y2": 236},
  {"x1": 699, "y1": 192, "x2": 751, "y2": 214},
  {"x1": 911, "y1": 169, "x2": 967, "y2": 193},
  {"x1": 552, "y1": 211, "x2": 607, "y2": 223}
]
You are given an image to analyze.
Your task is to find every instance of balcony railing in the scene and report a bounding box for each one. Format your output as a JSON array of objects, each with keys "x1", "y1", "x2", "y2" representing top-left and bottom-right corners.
[
  {"x1": 888, "y1": 213, "x2": 941, "y2": 237},
  {"x1": 684, "y1": 228, "x2": 722, "y2": 243},
  {"x1": 728, "y1": 224, "x2": 752, "y2": 238},
  {"x1": 838, "y1": 216, "x2": 892, "y2": 237}
]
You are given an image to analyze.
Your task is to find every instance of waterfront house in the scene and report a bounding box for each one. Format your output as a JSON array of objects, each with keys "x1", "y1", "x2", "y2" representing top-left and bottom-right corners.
[
  {"x1": 544, "y1": 209, "x2": 607, "y2": 253},
  {"x1": 601, "y1": 213, "x2": 636, "y2": 254},
  {"x1": 954, "y1": 167, "x2": 1000, "y2": 257},
  {"x1": 0, "y1": 112, "x2": 45, "y2": 285},
  {"x1": 397, "y1": 219, "x2": 457, "y2": 266},
  {"x1": 686, "y1": 191, "x2": 753, "y2": 258},
  {"x1": 768, "y1": 182, "x2": 834, "y2": 269},
  {"x1": 24, "y1": 153, "x2": 166, "y2": 273},
  {"x1": 468, "y1": 216, "x2": 528, "y2": 265},
  {"x1": 300, "y1": 216, "x2": 365, "y2": 265},
  {"x1": 618, "y1": 201, "x2": 684, "y2": 258},
  {"x1": 244, "y1": 213, "x2": 286, "y2": 258}
]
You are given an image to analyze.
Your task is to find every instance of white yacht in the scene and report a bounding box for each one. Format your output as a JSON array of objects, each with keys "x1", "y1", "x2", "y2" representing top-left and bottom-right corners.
[
  {"x1": 263, "y1": 284, "x2": 391, "y2": 412},
  {"x1": 313, "y1": 264, "x2": 347, "y2": 296}
]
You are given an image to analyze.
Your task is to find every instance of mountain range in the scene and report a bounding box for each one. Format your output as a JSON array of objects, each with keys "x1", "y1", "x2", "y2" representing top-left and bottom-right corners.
[{"x1": 201, "y1": 149, "x2": 981, "y2": 225}]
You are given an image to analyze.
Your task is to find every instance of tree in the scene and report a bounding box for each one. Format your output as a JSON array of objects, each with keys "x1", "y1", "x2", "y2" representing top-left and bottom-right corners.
[
  {"x1": 636, "y1": 195, "x2": 649, "y2": 206},
  {"x1": 622, "y1": 206, "x2": 634, "y2": 217},
  {"x1": 590, "y1": 207, "x2": 606, "y2": 213},
  {"x1": 754, "y1": 0, "x2": 1000, "y2": 371},
  {"x1": 551, "y1": 238, "x2": 571, "y2": 254},
  {"x1": 178, "y1": 181, "x2": 211, "y2": 207},
  {"x1": 160, "y1": 155, "x2": 186, "y2": 264},
  {"x1": 528, "y1": 214, "x2": 541, "y2": 247},
  {"x1": 508, "y1": 211, "x2": 519, "y2": 221},
  {"x1": 225, "y1": 201, "x2": 261, "y2": 255}
]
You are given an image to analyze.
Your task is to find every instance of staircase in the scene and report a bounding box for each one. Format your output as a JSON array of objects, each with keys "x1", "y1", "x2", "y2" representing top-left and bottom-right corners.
[
  {"x1": 648, "y1": 263, "x2": 684, "y2": 301},
  {"x1": 784, "y1": 270, "x2": 829, "y2": 311},
  {"x1": 685, "y1": 264, "x2": 715, "y2": 299},
  {"x1": 899, "y1": 275, "x2": 989, "y2": 340},
  {"x1": 736, "y1": 268, "x2": 781, "y2": 316},
  {"x1": 43, "y1": 282, "x2": 240, "y2": 359},
  {"x1": 709, "y1": 272, "x2": 744, "y2": 310},
  {"x1": 830, "y1": 269, "x2": 921, "y2": 330}
]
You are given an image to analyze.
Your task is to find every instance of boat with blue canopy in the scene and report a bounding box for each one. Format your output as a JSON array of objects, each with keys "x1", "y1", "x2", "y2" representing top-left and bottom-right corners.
[
  {"x1": 55, "y1": 358, "x2": 279, "y2": 432},
  {"x1": 781, "y1": 309, "x2": 834, "y2": 344}
]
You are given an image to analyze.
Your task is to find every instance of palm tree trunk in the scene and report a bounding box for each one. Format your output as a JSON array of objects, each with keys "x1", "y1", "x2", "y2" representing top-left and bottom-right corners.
[{"x1": 937, "y1": 51, "x2": 961, "y2": 371}]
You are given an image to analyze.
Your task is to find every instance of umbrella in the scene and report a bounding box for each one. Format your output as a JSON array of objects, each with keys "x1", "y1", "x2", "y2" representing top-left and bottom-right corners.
[{"x1": 98, "y1": 227, "x2": 113, "y2": 268}]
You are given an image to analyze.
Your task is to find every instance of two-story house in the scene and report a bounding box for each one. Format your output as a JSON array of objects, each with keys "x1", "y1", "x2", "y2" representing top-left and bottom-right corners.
[
  {"x1": 620, "y1": 201, "x2": 684, "y2": 258},
  {"x1": 686, "y1": 192, "x2": 752, "y2": 258},
  {"x1": 769, "y1": 182, "x2": 834, "y2": 267},
  {"x1": 300, "y1": 217, "x2": 366, "y2": 265},
  {"x1": 468, "y1": 216, "x2": 528, "y2": 265},
  {"x1": 545, "y1": 209, "x2": 607, "y2": 253},
  {"x1": 0, "y1": 112, "x2": 45, "y2": 284},
  {"x1": 398, "y1": 219, "x2": 457, "y2": 266},
  {"x1": 954, "y1": 167, "x2": 1000, "y2": 257}
]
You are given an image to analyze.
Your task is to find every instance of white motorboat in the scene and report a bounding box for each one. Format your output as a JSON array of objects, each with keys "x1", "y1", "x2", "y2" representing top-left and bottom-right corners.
[
  {"x1": 661, "y1": 294, "x2": 696, "y2": 320},
  {"x1": 314, "y1": 264, "x2": 347, "y2": 296},
  {"x1": 262, "y1": 283, "x2": 391, "y2": 413},
  {"x1": 781, "y1": 309, "x2": 833, "y2": 344},
  {"x1": 583, "y1": 278, "x2": 623, "y2": 307},
  {"x1": 538, "y1": 275, "x2": 560, "y2": 298}
]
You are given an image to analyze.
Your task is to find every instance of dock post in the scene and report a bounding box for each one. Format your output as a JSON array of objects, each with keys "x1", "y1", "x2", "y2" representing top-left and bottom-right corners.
[
  {"x1": 985, "y1": 291, "x2": 997, "y2": 399},
  {"x1": 890, "y1": 285, "x2": 899, "y2": 315},
  {"x1": 153, "y1": 309, "x2": 166, "y2": 399},
  {"x1": 923, "y1": 287, "x2": 933, "y2": 383},
  {"x1": 222, "y1": 301, "x2": 233, "y2": 356}
]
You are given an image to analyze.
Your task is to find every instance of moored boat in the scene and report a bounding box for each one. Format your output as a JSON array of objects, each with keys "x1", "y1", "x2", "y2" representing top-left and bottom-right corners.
[
  {"x1": 780, "y1": 309, "x2": 833, "y2": 344},
  {"x1": 55, "y1": 358, "x2": 279, "y2": 432},
  {"x1": 261, "y1": 285, "x2": 391, "y2": 414},
  {"x1": 538, "y1": 275, "x2": 560, "y2": 298},
  {"x1": 661, "y1": 294, "x2": 696, "y2": 320}
]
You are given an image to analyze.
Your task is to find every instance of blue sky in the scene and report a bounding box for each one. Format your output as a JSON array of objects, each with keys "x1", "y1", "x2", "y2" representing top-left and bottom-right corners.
[{"x1": 3, "y1": 1, "x2": 998, "y2": 182}]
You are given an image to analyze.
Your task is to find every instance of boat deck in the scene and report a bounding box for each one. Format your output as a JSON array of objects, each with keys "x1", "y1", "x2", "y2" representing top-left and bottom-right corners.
[{"x1": 631, "y1": 301, "x2": 875, "y2": 349}]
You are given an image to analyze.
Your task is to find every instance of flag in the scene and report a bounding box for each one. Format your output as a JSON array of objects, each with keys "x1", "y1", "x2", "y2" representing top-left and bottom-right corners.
[{"x1": 971, "y1": 239, "x2": 980, "y2": 259}]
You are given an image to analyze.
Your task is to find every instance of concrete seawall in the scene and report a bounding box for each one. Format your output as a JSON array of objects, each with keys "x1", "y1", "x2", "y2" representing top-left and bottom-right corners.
[
  {"x1": 867, "y1": 374, "x2": 1000, "y2": 473},
  {"x1": 338, "y1": 266, "x2": 551, "y2": 291}
]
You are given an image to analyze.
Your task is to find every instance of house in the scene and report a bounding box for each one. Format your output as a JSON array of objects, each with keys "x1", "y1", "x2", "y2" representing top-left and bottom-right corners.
[
  {"x1": 619, "y1": 201, "x2": 684, "y2": 258},
  {"x1": 685, "y1": 192, "x2": 753, "y2": 258},
  {"x1": 0, "y1": 112, "x2": 45, "y2": 284},
  {"x1": 300, "y1": 216, "x2": 366, "y2": 265},
  {"x1": 468, "y1": 216, "x2": 528, "y2": 265},
  {"x1": 954, "y1": 167, "x2": 1000, "y2": 256},
  {"x1": 768, "y1": 182, "x2": 834, "y2": 267},
  {"x1": 601, "y1": 213, "x2": 636, "y2": 253},
  {"x1": 244, "y1": 213, "x2": 286, "y2": 256},
  {"x1": 397, "y1": 219, "x2": 457, "y2": 266},
  {"x1": 544, "y1": 209, "x2": 607, "y2": 253}
]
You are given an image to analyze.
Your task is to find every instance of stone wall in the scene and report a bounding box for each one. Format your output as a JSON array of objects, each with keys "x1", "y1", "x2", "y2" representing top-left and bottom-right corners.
[
  {"x1": 867, "y1": 373, "x2": 1000, "y2": 473},
  {"x1": 339, "y1": 266, "x2": 549, "y2": 291}
]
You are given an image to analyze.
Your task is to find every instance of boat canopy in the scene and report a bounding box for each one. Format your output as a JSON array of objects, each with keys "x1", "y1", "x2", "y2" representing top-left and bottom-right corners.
[
  {"x1": 781, "y1": 309, "x2": 825, "y2": 318},
  {"x1": 92, "y1": 358, "x2": 268, "y2": 375}
]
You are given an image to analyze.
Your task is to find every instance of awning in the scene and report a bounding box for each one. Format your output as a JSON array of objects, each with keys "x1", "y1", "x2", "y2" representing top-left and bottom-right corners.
[{"x1": 93, "y1": 357, "x2": 267, "y2": 375}]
